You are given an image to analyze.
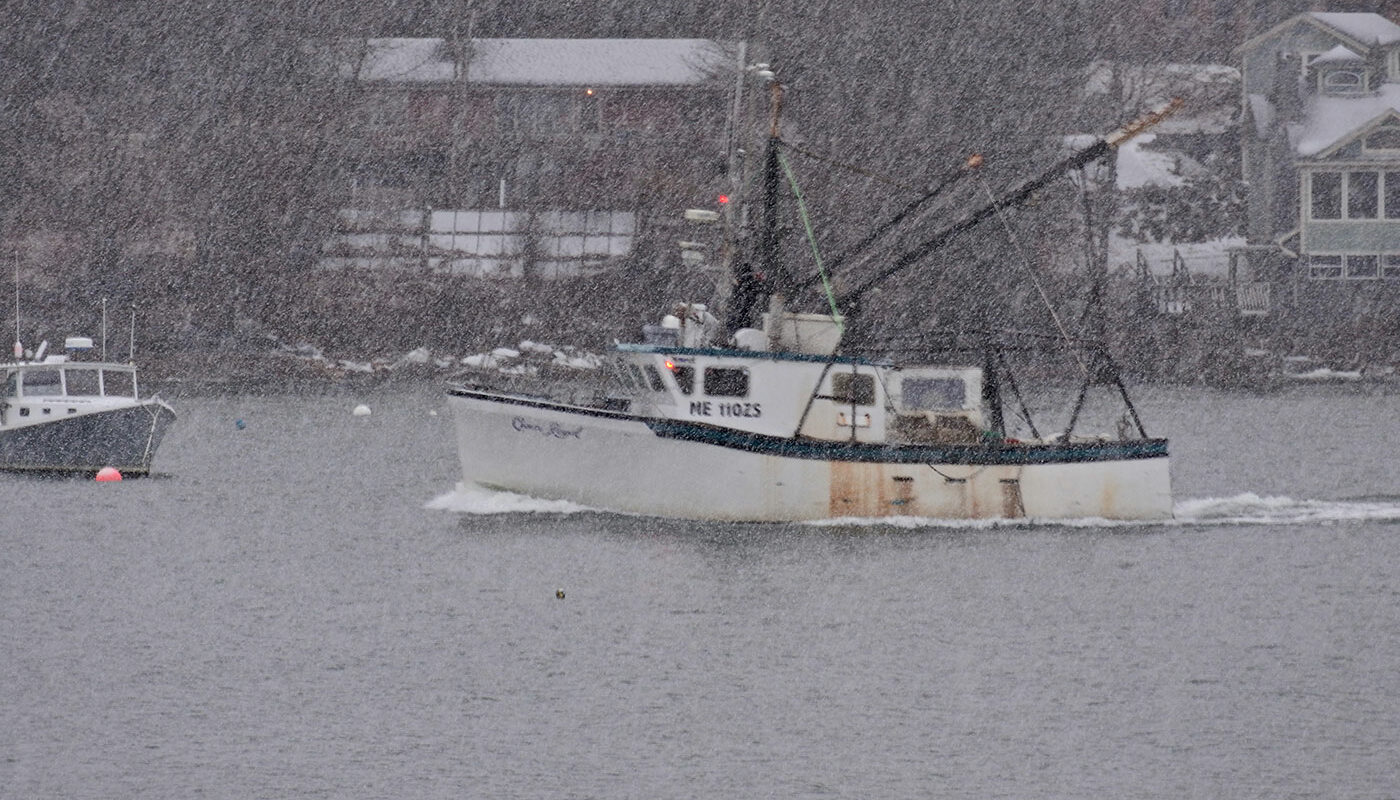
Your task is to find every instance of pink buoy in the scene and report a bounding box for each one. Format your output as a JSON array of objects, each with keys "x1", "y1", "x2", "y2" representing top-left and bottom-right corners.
[{"x1": 95, "y1": 467, "x2": 123, "y2": 482}]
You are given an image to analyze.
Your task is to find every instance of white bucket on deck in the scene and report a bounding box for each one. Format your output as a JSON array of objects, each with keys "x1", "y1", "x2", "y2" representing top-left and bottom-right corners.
[{"x1": 763, "y1": 312, "x2": 844, "y2": 355}]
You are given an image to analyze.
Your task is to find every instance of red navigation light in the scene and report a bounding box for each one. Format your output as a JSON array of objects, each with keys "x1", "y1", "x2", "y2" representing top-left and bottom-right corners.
[
  {"x1": 664, "y1": 359, "x2": 676, "y2": 370},
  {"x1": 717, "y1": 194, "x2": 730, "y2": 205}
]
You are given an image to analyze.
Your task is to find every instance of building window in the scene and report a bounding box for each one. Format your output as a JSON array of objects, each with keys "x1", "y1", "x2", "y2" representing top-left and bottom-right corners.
[
  {"x1": 1366, "y1": 126, "x2": 1400, "y2": 152},
  {"x1": 1348, "y1": 172, "x2": 1379, "y2": 218},
  {"x1": 1387, "y1": 173, "x2": 1400, "y2": 218},
  {"x1": 1308, "y1": 255, "x2": 1343, "y2": 279},
  {"x1": 1322, "y1": 70, "x2": 1367, "y2": 95},
  {"x1": 1346, "y1": 255, "x2": 1379, "y2": 278},
  {"x1": 703, "y1": 367, "x2": 749, "y2": 397},
  {"x1": 1384, "y1": 255, "x2": 1400, "y2": 278},
  {"x1": 1310, "y1": 172, "x2": 1342, "y2": 219}
]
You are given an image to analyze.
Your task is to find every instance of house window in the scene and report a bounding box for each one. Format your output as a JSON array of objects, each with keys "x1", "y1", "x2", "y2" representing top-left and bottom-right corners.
[
  {"x1": 1387, "y1": 172, "x2": 1400, "y2": 218},
  {"x1": 1348, "y1": 172, "x2": 1379, "y2": 218},
  {"x1": 1322, "y1": 70, "x2": 1367, "y2": 95},
  {"x1": 1308, "y1": 255, "x2": 1343, "y2": 279},
  {"x1": 1310, "y1": 172, "x2": 1342, "y2": 219},
  {"x1": 1346, "y1": 255, "x2": 1379, "y2": 278},
  {"x1": 703, "y1": 367, "x2": 749, "y2": 397},
  {"x1": 1384, "y1": 255, "x2": 1400, "y2": 278},
  {"x1": 1365, "y1": 127, "x2": 1400, "y2": 152}
]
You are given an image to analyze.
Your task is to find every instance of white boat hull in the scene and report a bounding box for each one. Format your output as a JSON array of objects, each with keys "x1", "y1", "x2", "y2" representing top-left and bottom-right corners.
[{"x1": 448, "y1": 388, "x2": 1173, "y2": 523}]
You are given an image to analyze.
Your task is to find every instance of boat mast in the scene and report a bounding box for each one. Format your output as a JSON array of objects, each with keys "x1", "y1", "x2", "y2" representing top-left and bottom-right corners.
[
  {"x1": 12, "y1": 252, "x2": 20, "y2": 359},
  {"x1": 723, "y1": 74, "x2": 790, "y2": 336}
]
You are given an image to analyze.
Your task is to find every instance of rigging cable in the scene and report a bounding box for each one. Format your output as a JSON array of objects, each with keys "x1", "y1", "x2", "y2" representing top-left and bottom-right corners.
[
  {"x1": 777, "y1": 149, "x2": 844, "y2": 329},
  {"x1": 973, "y1": 172, "x2": 1089, "y2": 378},
  {"x1": 779, "y1": 140, "x2": 921, "y2": 191}
]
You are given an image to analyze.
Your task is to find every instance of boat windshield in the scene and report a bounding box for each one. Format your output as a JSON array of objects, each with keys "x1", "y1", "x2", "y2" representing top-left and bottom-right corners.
[
  {"x1": 65, "y1": 367, "x2": 101, "y2": 396},
  {"x1": 20, "y1": 369, "x2": 63, "y2": 396},
  {"x1": 103, "y1": 369, "x2": 136, "y2": 398}
]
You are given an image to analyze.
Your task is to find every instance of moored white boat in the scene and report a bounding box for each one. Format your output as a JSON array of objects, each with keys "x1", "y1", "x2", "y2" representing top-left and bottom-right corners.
[{"x1": 0, "y1": 338, "x2": 176, "y2": 475}]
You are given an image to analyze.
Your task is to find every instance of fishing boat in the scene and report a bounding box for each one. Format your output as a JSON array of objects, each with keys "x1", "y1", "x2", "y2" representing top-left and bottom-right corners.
[
  {"x1": 0, "y1": 336, "x2": 176, "y2": 476},
  {"x1": 446, "y1": 85, "x2": 1178, "y2": 522}
]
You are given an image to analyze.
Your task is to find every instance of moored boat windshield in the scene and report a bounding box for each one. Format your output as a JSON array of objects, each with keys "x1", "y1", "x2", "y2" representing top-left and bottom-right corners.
[{"x1": 2, "y1": 365, "x2": 139, "y2": 398}]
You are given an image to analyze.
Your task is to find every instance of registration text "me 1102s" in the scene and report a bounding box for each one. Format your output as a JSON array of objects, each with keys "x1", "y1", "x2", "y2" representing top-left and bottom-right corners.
[{"x1": 689, "y1": 401, "x2": 762, "y2": 418}]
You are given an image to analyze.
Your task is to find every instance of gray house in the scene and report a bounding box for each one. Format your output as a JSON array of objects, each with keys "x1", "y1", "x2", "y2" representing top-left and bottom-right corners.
[{"x1": 1238, "y1": 12, "x2": 1400, "y2": 317}]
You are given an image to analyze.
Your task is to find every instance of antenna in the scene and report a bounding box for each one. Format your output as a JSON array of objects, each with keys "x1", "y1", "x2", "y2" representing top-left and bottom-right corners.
[
  {"x1": 128, "y1": 305, "x2": 136, "y2": 364},
  {"x1": 12, "y1": 252, "x2": 20, "y2": 359},
  {"x1": 101, "y1": 297, "x2": 108, "y2": 361}
]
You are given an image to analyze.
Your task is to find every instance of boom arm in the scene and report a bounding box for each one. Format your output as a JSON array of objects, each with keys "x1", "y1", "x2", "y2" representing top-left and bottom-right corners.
[{"x1": 834, "y1": 98, "x2": 1182, "y2": 310}]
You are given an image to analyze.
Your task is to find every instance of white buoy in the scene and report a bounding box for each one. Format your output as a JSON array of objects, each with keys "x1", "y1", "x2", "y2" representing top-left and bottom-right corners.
[{"x1": 352, "y1": 404, "x2": 372, "y2": 417}]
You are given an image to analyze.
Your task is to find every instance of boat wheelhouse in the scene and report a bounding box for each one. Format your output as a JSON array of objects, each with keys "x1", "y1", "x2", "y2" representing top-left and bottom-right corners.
[{"x1": 1, "y1": 341, "x2": 176, "y2": 475}]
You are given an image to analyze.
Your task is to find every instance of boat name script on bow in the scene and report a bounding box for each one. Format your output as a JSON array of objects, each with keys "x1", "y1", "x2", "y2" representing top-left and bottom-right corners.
[
  {"x1": 512, "y1": 416, "x2": 583, "y2": 439},
  {"x1": 689, "y1": 401, "x2": 762, "y2": 418}
]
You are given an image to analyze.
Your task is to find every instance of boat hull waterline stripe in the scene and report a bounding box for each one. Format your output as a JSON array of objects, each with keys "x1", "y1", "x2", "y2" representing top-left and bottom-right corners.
[{"x1": 447, "y1": 386, "x2": 1167, "y2": 466}]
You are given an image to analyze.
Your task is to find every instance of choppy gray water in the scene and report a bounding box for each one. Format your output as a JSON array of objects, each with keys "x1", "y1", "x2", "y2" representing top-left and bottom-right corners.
[{"x1": 3, "y1": 383, "x2": 1399, "y2": 799}]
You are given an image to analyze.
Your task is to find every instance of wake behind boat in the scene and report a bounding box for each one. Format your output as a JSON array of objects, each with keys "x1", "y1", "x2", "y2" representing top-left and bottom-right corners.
[{"x1": 447, "y1": 86, "x2": 1177, "y2": 523}]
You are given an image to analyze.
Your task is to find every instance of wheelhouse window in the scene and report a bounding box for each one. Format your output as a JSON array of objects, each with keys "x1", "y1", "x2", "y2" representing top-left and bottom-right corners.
[
  {"x1": 902, "y1": 377, "x2": 966, "y2": 411},
  {"x1": 20, "y1": 369, "x2": 62, "y2": 396},
  {"x1": 1346, "y1": 254, "x2": 1379, "y2": 278},
  {"x1": 1386, "y1": 255, "x2": 1400, "y2": 278},
  {"x1": 669, "y1": 365, "x2": 695, "y2": 395},
  {"x1": 642, "y1": 364, "x2": 665, "y2": 392},
  {"x1": 103, "y1": 369, "x2": 135, "y2": 398},
  {"x1": 1348, "y1": 172, "x2": 1379, "y2": 219},
  {"x1": 831, "y1": 372, "x2": 876, "y2": 406},
  {"x1": 1308, "y1": 255, "x2": 1343, "y2": 279},
  {"x1": 703, "y1": 367, "x2": 749, "y2": 397},
  {"x1": 1310, "y1": 172, "x2": 1341, "y2": 219},
  {"x1": 65, "y1": 368, "x2": 101, "y2": 396}
]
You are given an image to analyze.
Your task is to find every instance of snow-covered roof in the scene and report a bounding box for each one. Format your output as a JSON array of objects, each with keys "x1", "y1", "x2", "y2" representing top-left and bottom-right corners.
[
  {"x1": 466, "y1": 39, "x2": 730, "y2": 86},
  {"x1": 1082, "y1": 61, "x2": 1238, "y2": 135},
  {"x1": 1108, "y1": 235, "x2": 1245, "y2": 277},
  {"x1": 354, "y1": 38, "x2": 455, "y2": 82},
  {"x1": 347, "y1": 37, "x2": 733, "y2": 86},
  {"x1": 1295, "y1": 83, "x2": 1400, "y2": 157},
  {"x1": 1308, "y1": 12, "x2": 1400, "y2": 48},
  {"x1": 1237, "y1": 12, "x2": 1400, "y2": 56},
  {"x1": 1311, "y1": 43, "x2": 1365, "y2": 65},
  {"x1": 1115, "y1": 134, "x2": 1185, "y2": 190}
]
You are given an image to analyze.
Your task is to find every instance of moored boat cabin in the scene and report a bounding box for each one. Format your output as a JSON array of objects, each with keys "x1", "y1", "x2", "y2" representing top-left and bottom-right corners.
[{"x1": 1, "y1": 359, "x2": 145, "y2": 427}]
